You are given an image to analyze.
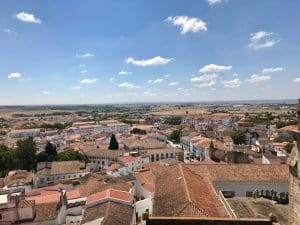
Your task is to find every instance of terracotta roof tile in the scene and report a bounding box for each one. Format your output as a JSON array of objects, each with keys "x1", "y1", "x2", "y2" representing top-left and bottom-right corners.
[
  {"x1": 75, "y1": 174, "x2": 133, "y2": 197},
  {"x1": 33, "y1": 202, "x2": 60, "y2": 222},
  {"x1": 82, "y1": 201, "x2": 133, "y2": 225},
  {"x1": 86, "y1": 189, "x2": 131, "y2": 205},
  {"x1": 66, "y1": 190, "x2": 81, "y2": 200},
  {"x1": 135, "y1": 170, "x2": 156, "y2": 193},
  {"x1": 18, "y1": 199, "x2": 35, "y2": 208},
  {"x1": 4, "y1": 170, "x2": 33, "y2": 187},
  {"x1": 153, "y1": 164, "x2": 229, "y2": 218},
  {"x1": 186, "y1": 164, "x2": 288, "y2": 182}
]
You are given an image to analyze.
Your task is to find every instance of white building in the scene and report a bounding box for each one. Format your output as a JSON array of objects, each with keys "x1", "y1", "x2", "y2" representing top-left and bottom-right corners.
[
  {"x1": 8, "y1": 129, "x2": 40, "y2": 138},
  {"x1": 34, "y1": 161, "x2": 91, "y2": 188}
]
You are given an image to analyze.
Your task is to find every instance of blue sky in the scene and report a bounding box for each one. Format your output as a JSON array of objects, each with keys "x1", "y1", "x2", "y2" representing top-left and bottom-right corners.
[{"x1": 0, "y1": 0, "x2": 299, "y2": 105}]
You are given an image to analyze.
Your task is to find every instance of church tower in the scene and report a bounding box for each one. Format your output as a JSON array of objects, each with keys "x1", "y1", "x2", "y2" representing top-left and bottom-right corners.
[{"x1": 288, "y1": 99, "x2": 300, "y2": 224}]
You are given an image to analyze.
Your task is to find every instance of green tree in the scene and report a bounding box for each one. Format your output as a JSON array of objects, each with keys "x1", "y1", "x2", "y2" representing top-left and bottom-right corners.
[
  {"x1": 0, "y1": 144, "x2": 17, "y2": 177},
  {"x1": 285, "y1": 142, "x2": 295, "y2": 154},
  {"x1": 230, "y1": 129, "x2": 246, "y2": 145},
  {"x1": 168, "y1": 130, "x2": 181, "y2": 143},
  {"x1": 16, "y1": 137, "x2": 37, "y2": 171},
  {"x1": 164, "y1": 117, "x2": 182, "y2": 125},
  {"x1": 273, "y1": 136, "x2": 294, "y2": 143},
  {"x1": 56, "y1": 150, "x2": 86, "y2": 161},
  {"x1": 109, "y1": 134, "x2": 119, "y2": 150},
  {"x1": 45, "y1": 141, "x2": 57, "y2": 156},
  {"x1": 0, "y1": 131, "x2": 7, "y2": 135},
  {"x1": 131, "y1": 128, "x2": 147, "y2": 135},
  {"x1": 36, "y1": 151, "x2": 49, "y2": 163}
]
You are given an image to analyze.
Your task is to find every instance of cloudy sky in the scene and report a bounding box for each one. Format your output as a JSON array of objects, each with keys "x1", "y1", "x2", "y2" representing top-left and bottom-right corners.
[{"x1": 0, "y1": 0, "x2": 299, "y2": 105}]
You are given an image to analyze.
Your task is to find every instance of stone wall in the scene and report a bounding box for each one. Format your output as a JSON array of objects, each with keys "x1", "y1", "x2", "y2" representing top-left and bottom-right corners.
[
  {"x1": 288, "y1": 99, "x2": 300, "y2": 225},
  {"x1": 146, "y1": 217, "x2": 272, "y2": 225}
]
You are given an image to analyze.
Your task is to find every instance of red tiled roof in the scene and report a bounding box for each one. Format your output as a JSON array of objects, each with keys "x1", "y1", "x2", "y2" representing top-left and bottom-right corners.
[
  {"x1": 26, "y1": 188, "x2": 61, "y2": 204},
  {"x1": 186, "y1": 164, "x2": 288, "y2": 182},
  {"x1": 86, "y1": 189, "x2": 131, "y2": 205},
  {"x1": 153, "y1": 164, "x2": 229, "y2": 218},
  {"x1": 82, "y1": 201, "x2": 133, "y2": 225},
  {"x1": 278, "y1": 125, "x2": 299, "y2": 133},
  {"x1": 135, "y1": 170, "x2": 156, "y2": 193},
  {"x1": 66, "y1": 190, "x2": 81, "y2": 200},
  {"x1": 106, "y1": 163, "x2": 122, "y2": 171},
  {"x1": 118, "y1": 155, "x2": 137, "y2": 164}
]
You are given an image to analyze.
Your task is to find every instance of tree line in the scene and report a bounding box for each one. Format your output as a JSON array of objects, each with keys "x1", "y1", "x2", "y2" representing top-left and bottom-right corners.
[{"x1": 0, "y1": 137, "x2": 86, "y2": 177}]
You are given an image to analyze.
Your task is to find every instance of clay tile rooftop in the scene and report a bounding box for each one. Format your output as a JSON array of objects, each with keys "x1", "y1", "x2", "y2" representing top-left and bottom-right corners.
[
  {"x1": 152, "y1": 163, "x2": 289, "y2": 219},
  {"x1": 153, "y1": 164, "x2": 230, "y2": 218},
  {"x1": 86, "y1": 189, "x2": 132, "y2": 205}
]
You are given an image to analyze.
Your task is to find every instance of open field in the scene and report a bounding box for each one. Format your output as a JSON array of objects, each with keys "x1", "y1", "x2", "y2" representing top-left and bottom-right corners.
[{"x1": 149, "y1": 105, "x2": 208, "y2": 116}]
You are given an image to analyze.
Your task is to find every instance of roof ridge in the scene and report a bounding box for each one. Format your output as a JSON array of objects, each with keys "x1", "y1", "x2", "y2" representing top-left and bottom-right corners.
[{"x1": 179, "y1": 164, "x2": 191, "y2": 202}]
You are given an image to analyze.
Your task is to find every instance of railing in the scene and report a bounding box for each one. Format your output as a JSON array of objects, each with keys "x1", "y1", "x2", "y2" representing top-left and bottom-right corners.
[{"x1": 219, "y1": 191, "x2": 237, "y2": 218}]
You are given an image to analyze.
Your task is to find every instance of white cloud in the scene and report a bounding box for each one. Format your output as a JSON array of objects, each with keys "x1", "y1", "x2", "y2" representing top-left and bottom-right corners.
[
  {"x1": 191, "y1": 74, "x2": 218, "y2": 82},
  {"x1": 71, "y1": 86, "x2": 81, "y2": 90},
  {"x1": 80, "y1": 78, "x2": 97, "y2": 84},
  {"x1": 76, "y1": 53, "x2": 94, "y2": 58},
  {"x1": 143, "y1": 91, "x2": 157, "y2": 96},
  {"x1": 169, "y1": 82, "x2": 179, "y2": 86},
  {"x1": 16, "y1": 12, "x2": 41, "y2": 24},
  {"x1": 195, "y1": 80, "x2": 217, "y2": 87},
  {"x1": 199, "y1": 64, "x2": 232, "y2": 73},
  {"x1": 80, "y1": 70, "x2": 87, "y2": 74},
  {"x1": 147, "y1": 80, "x2": 153, "y2": 84},
  {"x1": 164, "y1": 74, "x2": 170, "y2": 78},
  {"x1": 42, "y1": 91, "x2": 49, "y2": 95},
  {"x1": 208, "y1": 0, "x2": 222, "y2": 5},
  {"x1": 248, "y1": 31, "x2": 280, "y2": 49},
  {"x1": 293, "y1": 77, "x2": 300, "y2": 83},
  {"x1": 153, "y1": 78, "x2": 164, "y2": 84},
  {"x1": 126, "y1": 56, "x2": 174, "y2": 66},
  {"x1": 246, "y1": 74, "x2": 271, "y2": 84},
  {"x1": 262, "y1": 67, "x2": 283, "y2": 74},
  {"x1": 118, "y1": 70, "x2": 132, "y2": 75},
  {"x1": 191, "y1": 74, "x2": 218, "y2": 88},
  {"x1": 8, "y1": 72, "x2": 22, "y2": 79},
  {"x1": 165, "y1": 16, "x2": 207, "y2": 34},
  {"x1": 79, "y1": 64, "x2": 86, "y2": 67},
  {"x1": 223, "y1": 78, "x2": 242, "y2": 88},
  {"x1": 233, "y1": 73, "x2": 239, "y2": 77},
  {"x1": 118, "y1": 82, "x2": 139, "y2": 90}
]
